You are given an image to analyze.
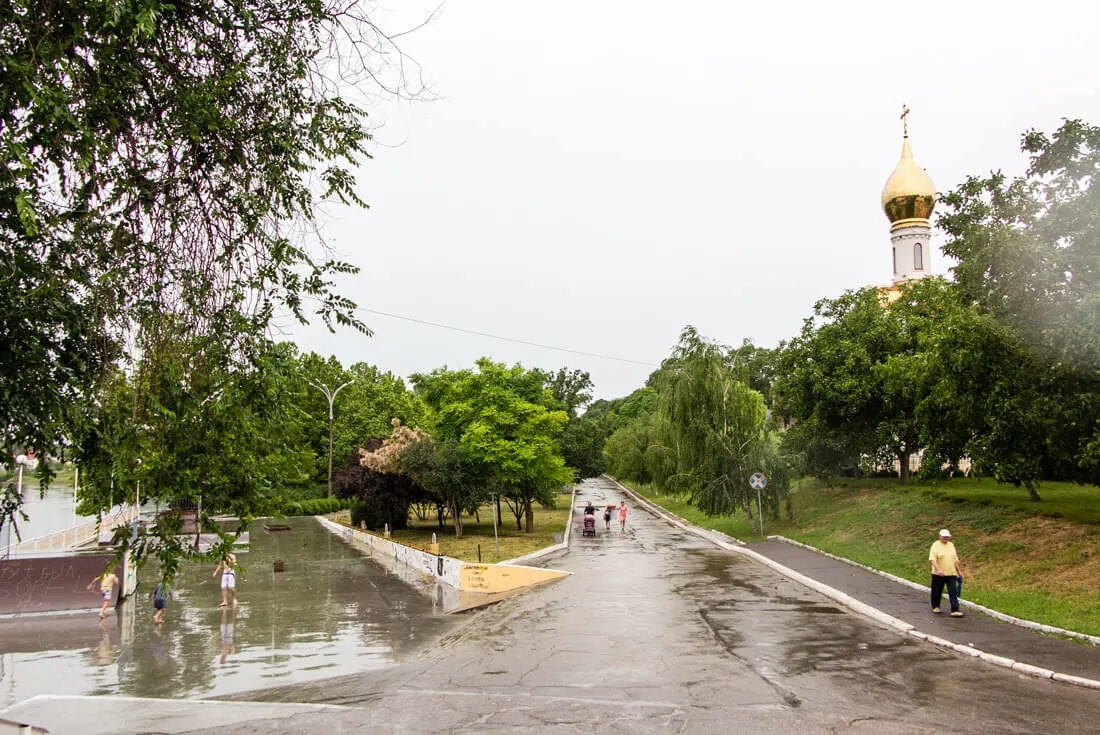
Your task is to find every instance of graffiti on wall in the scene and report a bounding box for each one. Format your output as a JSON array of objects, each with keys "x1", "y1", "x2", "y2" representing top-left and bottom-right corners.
[{"x1": 0, "y1": 554, "x2": 117, "y2": 614}]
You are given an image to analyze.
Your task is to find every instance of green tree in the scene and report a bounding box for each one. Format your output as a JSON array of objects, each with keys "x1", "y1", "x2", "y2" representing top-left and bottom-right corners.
[
  {"x1": 560, "y1": 415, "x2": 608, "y2": 480},
  {"x1": 939, "y1": 119, "x2": 1100, "y2": 487},
  {"x1": 585, "y1": 386, "x2": 661, "y2": 479},
  {"x1": 909, "y1": 289, "x2": 1057, "y2": 500},
  {"x1": 75, "y1": 338, "x2": 311, "y2": 580},
  {"x1": 654, "y1": 326, "x2": 787, "y2": 531},
  {"x1": 336, "y1": 364, "x2": 425, "y2": 460},
  {"x1": 538, "y1": 367, "x2": 605, "y2": 479},
  {"x1": 775, "y1": 287, "x2": 919, "y2": 481},
  {"x1": 604, "y1": 414, "x2": 659, "y2": 485},
  {"x1": 412, "y1": 360, "x2": 570, "y2": 533},
  {"x1": 1, "y1": 1, "x2": 421, "y2": 547},
  {"x1": 729, "y1": 340, "x2": 781, "y2": 406},
  {"x1": 400, "y1": 438, "x2": 482, "y2": 538},
  {"x1": 539, "y1": 368, "x2": 595, "y2": 419}
]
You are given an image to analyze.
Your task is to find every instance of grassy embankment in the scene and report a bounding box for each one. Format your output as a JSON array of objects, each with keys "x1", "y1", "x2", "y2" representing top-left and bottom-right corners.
[
  {"x1": 0, "y1": 465, "x2": 77, "y2": 487},
  {"x1": 627, "y1": 477, "x2": 1100, "y2": 637},
  {"x1": 342, "y1": 498, "x2": 572, "y2": 564}
]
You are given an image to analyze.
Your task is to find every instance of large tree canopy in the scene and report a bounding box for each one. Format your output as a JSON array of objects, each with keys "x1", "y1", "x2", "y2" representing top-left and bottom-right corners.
[
  {"x1": 1, "y1": 0, "x2": 423, "y2": 556},
  {"x1": 776, "y1": 287, "x2": 914, "y2": 481},
  {"x1": 939, "y1": 119, "x2": 1100, "y2": 486},
  {"x1": 412, "y1": 360, "x2": 570, "y2": 533},
  {"x1": 654, "y1": 326, "x2": 787, "y2": 531}
]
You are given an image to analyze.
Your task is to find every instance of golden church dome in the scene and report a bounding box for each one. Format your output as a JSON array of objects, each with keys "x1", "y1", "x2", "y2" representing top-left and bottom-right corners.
[{"x1": 881, "y1": 137, "x2": 936, "y2": 227}]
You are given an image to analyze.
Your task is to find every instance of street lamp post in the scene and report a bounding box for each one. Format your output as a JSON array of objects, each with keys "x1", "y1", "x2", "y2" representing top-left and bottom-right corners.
[
  {"x1": 310, "y1": 379, "x2": 355, "y2": 497},
  {"x1": 3, "y1": 455, "x2": 29, "y2": 558},
  {"x1": 14, "y1": 454, "x2": 27, "y2": 501}
]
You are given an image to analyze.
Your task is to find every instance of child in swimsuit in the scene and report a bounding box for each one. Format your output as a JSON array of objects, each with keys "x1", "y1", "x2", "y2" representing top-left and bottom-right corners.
[
  {"x1": 619, "y1": 501, "x2": 628, "y2": 532},
  {"x1": 213, "y1": 552, "x2": 238, "y2": 609},
  {"x1": 87, "y1": 566, "x2": 119, "y2": 619}
]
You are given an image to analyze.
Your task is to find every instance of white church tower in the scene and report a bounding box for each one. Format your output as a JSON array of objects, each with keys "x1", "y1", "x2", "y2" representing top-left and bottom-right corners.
[{"x1": 881, "y1": 106, "x2": 936, "y2": 283}]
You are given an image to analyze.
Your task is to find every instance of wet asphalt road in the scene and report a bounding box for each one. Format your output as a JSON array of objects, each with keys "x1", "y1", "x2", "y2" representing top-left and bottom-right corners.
[{"x1": 191, "y1": 477, "x2": 1100, "y2": 734}]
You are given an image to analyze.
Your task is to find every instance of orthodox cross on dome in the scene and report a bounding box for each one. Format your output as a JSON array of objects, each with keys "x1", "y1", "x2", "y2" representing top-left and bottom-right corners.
[{"x1": 900, "y1": 104, "x2": 910, "y2": 138}]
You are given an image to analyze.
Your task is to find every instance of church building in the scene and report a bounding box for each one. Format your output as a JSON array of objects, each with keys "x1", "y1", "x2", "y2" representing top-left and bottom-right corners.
[{"x1": 879, "y1": 106, "x2": 936, "y2": 301}]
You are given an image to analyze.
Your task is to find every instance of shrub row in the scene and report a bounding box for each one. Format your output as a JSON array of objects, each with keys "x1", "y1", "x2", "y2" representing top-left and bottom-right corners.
[{"x1": 278, "y1": 497, "x2": 354, "y2": 516}]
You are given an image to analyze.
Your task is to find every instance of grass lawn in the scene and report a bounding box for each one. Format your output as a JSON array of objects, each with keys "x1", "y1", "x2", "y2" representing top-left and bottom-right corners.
[
  {"x1": 628, "y1": 477, "x2": 1100, "y2": 637},
  {"x1": 378, "y1": 498, "x2": 572, "y2": 564},
  {"x1": 0, "y1": 465, "x2": 76, "y2": 487}
]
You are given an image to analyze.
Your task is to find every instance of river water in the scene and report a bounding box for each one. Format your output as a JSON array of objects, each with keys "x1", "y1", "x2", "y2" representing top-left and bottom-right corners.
[
  {"x1": 1, "y1": 481, "x2": 88, "y2": 551},
  {"x1": 0, "y1": 516, "x2": 457, "y2": 707}
]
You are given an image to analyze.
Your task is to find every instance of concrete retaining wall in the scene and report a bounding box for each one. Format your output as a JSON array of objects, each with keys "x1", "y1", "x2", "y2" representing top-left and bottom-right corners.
[
  {"x1": 0, "y1": 553, "x2": 119, "y2": 615},
  {"x1": 316, "y1": 517, "x2": 569, "y2": 596},
  {"x1": 316, "y1": 517, "x2": 462, "y2": 587}
]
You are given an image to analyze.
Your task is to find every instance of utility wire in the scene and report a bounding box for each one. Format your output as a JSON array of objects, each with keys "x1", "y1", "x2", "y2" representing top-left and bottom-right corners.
[{"x1": 356, "y1": 307, "x2": 660, "y2": 367}]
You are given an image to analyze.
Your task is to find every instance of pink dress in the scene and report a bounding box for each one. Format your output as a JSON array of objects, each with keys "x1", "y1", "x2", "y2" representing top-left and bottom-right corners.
[{"x1": 618, "y1": 506, "x2": 627, "y2": 523}]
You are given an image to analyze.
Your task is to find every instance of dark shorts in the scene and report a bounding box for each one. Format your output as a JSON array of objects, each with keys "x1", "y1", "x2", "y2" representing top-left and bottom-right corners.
[{"x1": 154, "y1": 599, "x2": 167, "y2": 610}]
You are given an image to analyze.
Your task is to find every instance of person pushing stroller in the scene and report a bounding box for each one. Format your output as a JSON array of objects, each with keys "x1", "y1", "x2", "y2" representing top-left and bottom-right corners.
[{"x1": 582, "y1": 502, "x2": 597, "y2": 537}]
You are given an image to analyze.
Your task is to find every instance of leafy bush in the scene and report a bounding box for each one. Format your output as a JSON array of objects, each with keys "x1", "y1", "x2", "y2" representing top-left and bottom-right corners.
[
  {"x1": 349, "y1": 499, "x2": 407, "y2": 531},
  {"x1": 271, "y1": 496, "x2": 354, "y2": 517}
]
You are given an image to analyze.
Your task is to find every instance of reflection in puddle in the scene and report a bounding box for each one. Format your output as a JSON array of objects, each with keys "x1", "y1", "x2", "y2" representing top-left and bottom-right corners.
[{"x1": 0, "y1": 517, "x2": 457, "y2": 707}]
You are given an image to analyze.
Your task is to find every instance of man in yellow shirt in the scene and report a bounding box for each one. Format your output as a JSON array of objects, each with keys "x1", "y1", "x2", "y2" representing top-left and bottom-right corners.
[{"x1": 929, "y1": 529, "x2": 965, "y2": 617}]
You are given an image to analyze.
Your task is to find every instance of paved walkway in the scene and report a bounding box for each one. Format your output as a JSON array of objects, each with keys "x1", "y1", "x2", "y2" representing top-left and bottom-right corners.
[
  {"x1": 6, "y1": 478, "x2": 1100, "y2": 733},
  {"x1": 181, "y1": 477, "x2": 1099, "y2": 733},
  {"x1": 747, "y1": 538, "x2": 1100, "y2": 682},
  {"x1": 618, "y1": 478, "x2": 1100, "y2": 684}
]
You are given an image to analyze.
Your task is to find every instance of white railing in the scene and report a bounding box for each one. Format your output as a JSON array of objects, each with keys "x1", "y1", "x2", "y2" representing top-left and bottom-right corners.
[{"x1": 1, "y1": 505, "x2": 139, "y2": 558}]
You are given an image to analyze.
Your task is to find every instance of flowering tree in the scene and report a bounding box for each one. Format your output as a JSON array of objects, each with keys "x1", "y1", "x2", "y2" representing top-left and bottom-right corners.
[{"x1": 359, "y1": 418, "x2": 430, "y2": 473}]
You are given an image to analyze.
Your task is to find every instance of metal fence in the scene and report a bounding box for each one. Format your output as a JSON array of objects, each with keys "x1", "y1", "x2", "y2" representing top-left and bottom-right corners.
[{"x1": 1, "y1": 505, "x2": 139, "y2": 558}]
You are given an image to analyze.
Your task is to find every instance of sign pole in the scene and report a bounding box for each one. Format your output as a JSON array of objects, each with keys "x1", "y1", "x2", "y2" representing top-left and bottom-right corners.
[
  {"x1": 757, "y1": 486, "x2": 764, "y2": 537},
  {"x1": 490, "y1": 493, "x2": 499, "y2": 559},
  {"x1": 749, "y1": 472, "x2": 767, "y2": 537}
]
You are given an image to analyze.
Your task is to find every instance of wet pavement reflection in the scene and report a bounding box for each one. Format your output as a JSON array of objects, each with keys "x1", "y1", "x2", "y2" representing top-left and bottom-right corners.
[
  {"x1": 0, "y1": 517, "x2": 457, "y2": 707},
  {"x1": 197, "y1": 477, "x2": 1100, "y2": 734}
]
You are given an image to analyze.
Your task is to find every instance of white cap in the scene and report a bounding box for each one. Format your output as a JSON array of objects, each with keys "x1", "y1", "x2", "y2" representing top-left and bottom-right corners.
[{"x1": 939, "y1": 529, "x2": 951, "y2": 538}]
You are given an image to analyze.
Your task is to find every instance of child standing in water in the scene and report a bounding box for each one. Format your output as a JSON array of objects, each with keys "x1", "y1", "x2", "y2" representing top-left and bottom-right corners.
[
  {"x1": 212, "y1": 552, "x2": 238, "y2": 609},
  {"x1": 618, "y1": 500, "x2": 628, "y2": 532},
  {"x1": 87, "y1": 565, "x2": 120, "y2": 619},
  {"x1": 152, "y1": 580, "x2": 169, "y2": 624}
]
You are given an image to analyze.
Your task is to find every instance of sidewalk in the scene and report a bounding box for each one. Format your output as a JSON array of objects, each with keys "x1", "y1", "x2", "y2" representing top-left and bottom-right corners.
[
  {"x1": 609, "y1": 477, "x2": 1100, "y2": 688},
  {"x1": 746, "y1": 539, "x2": 1100, "y2": 682}
]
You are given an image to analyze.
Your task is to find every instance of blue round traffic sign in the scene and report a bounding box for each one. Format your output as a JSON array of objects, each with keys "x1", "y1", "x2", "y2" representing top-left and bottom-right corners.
[{"x1": 749, "y1": 472, "x2": 767, "y2": 490}]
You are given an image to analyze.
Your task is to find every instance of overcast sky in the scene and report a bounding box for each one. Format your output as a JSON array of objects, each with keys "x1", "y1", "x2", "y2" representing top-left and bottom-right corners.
[{"x1": 288, "y1": 0, "x2": 1100, "y2": 401}]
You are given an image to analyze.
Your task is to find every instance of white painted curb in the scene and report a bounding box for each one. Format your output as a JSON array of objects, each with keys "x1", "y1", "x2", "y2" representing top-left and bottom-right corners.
[{"x1": 603, "y1": 476, "x2": 1100, "y2": 692}]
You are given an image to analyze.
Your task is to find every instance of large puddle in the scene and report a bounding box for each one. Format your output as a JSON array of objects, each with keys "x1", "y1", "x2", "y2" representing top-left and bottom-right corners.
[{"x1": 0, "y1": 516, "x2": 457, "y2": 707}]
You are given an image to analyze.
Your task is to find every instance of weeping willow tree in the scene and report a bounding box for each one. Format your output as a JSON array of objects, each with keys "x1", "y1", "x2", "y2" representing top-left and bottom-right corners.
[{"x1": 654, "y1": 326, "x2": 789, "y2": 533}]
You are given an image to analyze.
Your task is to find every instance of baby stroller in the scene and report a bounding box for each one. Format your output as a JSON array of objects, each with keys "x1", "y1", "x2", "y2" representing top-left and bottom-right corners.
[{"x1": 582, "y1": 513, "x2": 596, "y2": 537}]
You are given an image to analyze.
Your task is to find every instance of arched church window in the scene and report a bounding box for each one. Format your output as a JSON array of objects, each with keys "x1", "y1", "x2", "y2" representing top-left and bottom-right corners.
[{"x1": 914, "y1": 242, "x2": 923, "y2": 270}]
